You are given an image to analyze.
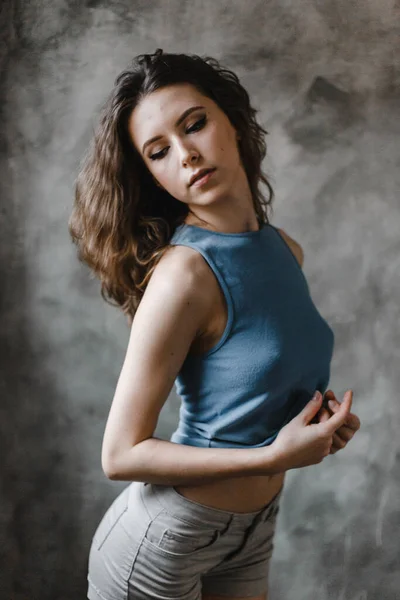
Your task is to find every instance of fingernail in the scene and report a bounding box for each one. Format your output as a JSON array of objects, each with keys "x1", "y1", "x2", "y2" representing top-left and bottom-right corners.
[
  {"x1": 328, "y1": 400, "x2": 336, "y2": 410},
  {"x1": 313, "y1": 391, "x2": 321, "y2": 401}
]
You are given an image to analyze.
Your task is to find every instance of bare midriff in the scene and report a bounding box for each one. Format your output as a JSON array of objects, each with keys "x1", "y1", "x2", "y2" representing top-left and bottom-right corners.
[{"x1": 174, "y1": 471, "x2": 286, "y2": 513}]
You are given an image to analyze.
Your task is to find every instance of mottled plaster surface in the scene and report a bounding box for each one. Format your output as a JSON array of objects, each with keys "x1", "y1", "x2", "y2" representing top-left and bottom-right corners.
[{"x1": 0, "y1": 1, "x2": 399, "y2": 598}]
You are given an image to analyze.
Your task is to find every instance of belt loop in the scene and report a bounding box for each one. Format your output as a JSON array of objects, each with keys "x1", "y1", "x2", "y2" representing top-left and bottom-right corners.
[
  {"x1": 250, "y1": 509, "x2": 264, "y2": 530},
  {"x1": 221, "y1": 513, "x2": 234, "y2": 536},
  {"x1": 262, "y1": 489, "x2": 282, "y2": 522}
]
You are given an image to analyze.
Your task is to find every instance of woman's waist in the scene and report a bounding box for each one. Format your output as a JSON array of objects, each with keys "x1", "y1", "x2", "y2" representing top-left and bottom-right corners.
[{"x1": 173, "y1": 471, "x2": 286, "y2": 513}]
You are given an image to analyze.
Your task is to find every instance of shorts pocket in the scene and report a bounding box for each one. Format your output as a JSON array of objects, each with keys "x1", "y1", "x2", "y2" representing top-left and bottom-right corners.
[{"x1": 144, "y1": 511, "x2": 221, "y2": 557}]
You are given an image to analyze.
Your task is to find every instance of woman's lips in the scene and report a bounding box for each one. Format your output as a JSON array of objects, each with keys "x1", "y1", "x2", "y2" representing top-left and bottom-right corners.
[{"x1": 191, "y1": 168, "x2": 216, "y2": 187}]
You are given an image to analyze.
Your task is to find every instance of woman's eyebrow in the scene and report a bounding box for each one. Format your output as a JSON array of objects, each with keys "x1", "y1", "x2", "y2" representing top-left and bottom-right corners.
[{"x1": 141, "y1": 105, "x2": 205, "y2": 153}]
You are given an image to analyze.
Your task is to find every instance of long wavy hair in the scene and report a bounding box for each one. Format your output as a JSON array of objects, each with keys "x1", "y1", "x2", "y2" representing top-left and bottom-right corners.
[{"x1": 69, "y1": 49, "x2": 275, "y2": 325}]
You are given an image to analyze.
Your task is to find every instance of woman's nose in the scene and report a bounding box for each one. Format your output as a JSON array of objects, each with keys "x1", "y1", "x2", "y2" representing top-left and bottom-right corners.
[{"x1": 177, "y1": 141, "x2": 199, "y2": 165}]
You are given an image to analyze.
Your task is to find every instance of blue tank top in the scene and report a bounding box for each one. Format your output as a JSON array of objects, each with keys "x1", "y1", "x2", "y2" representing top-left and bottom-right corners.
[{"x1": 168, "y1": 221, "x2": 335, "y2": 449}]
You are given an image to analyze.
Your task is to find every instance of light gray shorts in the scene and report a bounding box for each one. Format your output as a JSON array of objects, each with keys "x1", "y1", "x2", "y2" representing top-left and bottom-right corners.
[{"x1": 87, "y1": 479, "x2": 283, "y2": 600}]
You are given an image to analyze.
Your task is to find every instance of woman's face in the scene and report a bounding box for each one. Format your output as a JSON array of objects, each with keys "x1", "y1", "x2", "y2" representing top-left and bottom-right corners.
[{"x1": 128, "y1": 83, "x2": 248, "y2": 213}]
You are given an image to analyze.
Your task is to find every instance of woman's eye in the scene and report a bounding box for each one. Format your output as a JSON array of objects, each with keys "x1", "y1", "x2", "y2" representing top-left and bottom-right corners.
[
  {"x1": 149, "y1": 148, "x2": 167, "y2": 161},
  {"x1": 149, "y1": 116, "x2": 207, "y2": 161},
  {"x1": 187, "y1": 115, "x2": 207, "y2": 133}
]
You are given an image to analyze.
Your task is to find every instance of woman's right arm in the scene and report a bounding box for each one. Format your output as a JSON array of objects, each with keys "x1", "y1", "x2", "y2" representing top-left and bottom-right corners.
[
  {"x1": 101, "y1": 245, "x2": 351, "y2": 484},
  {"x1": 101, "y1": 244, "x2": 276, "y2": 483}
]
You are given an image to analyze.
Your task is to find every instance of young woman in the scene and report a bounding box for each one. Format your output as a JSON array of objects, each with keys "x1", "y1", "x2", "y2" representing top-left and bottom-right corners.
[{"x1": 69, "y1": 49, "x2": 360, "y2": 600}]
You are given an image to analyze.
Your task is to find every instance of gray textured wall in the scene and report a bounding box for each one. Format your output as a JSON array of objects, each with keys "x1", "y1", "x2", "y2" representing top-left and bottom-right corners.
[{"x1": 1, "y1": 1, "x2": 399, "y2": 599}]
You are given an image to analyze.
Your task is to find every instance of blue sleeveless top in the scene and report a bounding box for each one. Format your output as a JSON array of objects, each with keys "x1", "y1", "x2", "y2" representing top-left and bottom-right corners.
[{"x1": 168, "y1": 222, "x2": 335, "y2": 449}]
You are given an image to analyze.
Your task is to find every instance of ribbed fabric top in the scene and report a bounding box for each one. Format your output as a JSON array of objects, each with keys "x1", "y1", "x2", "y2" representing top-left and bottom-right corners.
[{"x1": 168, "y1": 221, "x2": 335, "y2": 449}]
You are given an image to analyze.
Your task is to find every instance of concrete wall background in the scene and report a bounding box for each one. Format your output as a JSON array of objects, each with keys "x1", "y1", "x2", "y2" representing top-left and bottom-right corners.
[{"x1": 1, "y1": 1, "x2": 399, "y2": 598}]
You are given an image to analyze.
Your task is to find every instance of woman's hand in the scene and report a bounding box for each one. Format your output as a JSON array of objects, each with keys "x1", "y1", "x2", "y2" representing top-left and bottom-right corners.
[
  {"x1": 271, "y1": 390, "x2": 353, "y2": 472},
  {"x1": 316, "y1": 390, "x2": 361, "y2": 454}
]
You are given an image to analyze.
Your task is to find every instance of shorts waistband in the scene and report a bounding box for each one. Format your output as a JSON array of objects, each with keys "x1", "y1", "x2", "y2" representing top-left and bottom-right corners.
[{"x1": 141, "y1": 481, "x2": 284, "y2": 529}]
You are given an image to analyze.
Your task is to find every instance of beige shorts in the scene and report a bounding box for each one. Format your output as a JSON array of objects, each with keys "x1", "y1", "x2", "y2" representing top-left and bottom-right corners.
[{"x1": 87, "y1": 479, "x2": 283, "y2": 599}]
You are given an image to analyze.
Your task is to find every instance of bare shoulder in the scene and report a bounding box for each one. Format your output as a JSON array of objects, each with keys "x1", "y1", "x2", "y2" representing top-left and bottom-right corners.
[
  {"x1": 276, "y1": 227, "x2": 304, "y2": 268},
  {"x1": 146, "y1": 243, "x2": 216, "y2": 330},
  {"x1": 151, "y1": 243, "x2": 215, "y2": 295}
]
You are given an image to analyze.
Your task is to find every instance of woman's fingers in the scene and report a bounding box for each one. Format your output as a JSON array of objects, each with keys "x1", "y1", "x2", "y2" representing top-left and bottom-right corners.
[
  {"x1": 330, "y1": 433, "x2": 343, "y2": 454},
  {"x1": 331, "y1": 431, "x2": 348, "y2": 451},
  {"x1": 319, "y1": 409, "x2": 356, "y2": 436},
  {"x1": 317, "y1": 389, "x2": 359, "y2": 454},
  {"x1": 334, "y1": 425, "x2": 354, "y2": 443},
  {"x1": 325, "y1": 392, "x2": 361, "y2": 431},
  {"x1": 317, "y1": 408, "x2": 355, "y2": 441},
  {"x1": 317, "y1": 407, "x2": 331, "y2": 423},
  {"x1": 323, "y1": 390, "x2": 353, "y2": 433}
]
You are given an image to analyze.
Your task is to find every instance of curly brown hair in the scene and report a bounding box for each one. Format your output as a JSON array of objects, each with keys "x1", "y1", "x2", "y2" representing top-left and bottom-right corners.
[{"x1": 68, "y1": 49, "x2": 275, "y2": 325}]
